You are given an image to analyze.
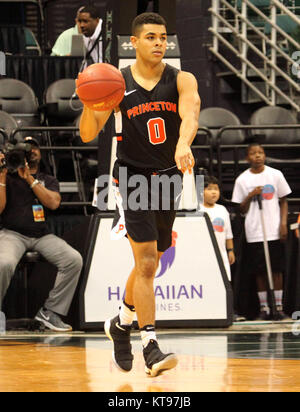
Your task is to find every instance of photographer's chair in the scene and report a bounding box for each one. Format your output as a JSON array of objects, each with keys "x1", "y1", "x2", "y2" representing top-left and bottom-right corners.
[{"x1": 6, "y1": 251, "x2": 45, "y2": 331}]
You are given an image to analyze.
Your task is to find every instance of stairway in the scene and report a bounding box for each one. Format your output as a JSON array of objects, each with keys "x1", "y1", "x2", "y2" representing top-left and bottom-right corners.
[{"x1": 209, "y1": 0, "x2": 300, "y2": 111}]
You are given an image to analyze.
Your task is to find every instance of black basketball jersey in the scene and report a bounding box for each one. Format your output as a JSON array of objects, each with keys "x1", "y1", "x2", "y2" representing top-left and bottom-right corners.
[{"x1": 116, "y1": 64, "x2": 181, "y2": 170}]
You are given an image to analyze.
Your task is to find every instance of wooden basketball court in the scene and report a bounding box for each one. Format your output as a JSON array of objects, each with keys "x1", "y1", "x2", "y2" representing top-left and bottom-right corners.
[{"x1": 0, "y1": 321, "x2": 299, "y2": 393}]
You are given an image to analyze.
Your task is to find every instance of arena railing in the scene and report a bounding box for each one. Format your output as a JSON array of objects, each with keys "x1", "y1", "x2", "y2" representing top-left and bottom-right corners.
[
  {"x1": 216, "y1": 124, "x2": 300, "y2": 185},
  {"x1": 8, "y1": 126, "x2": 215, "y2": 213},
  {"x1": 11, "y1": 126, "x2": 98, "y2": 213},
  {"x1": 209, "y1": 0, "x2": 300, "y2": 110},
  {"x1": 191, "y1": 127, "x2": 214, "y2": 175}
]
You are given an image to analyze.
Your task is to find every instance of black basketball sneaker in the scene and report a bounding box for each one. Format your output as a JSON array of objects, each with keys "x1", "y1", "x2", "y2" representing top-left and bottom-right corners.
[
  {"x1": 104, "y1": 315, "x2": 133, "y2": 372},
  {"x1": 143, "y1": 339, "x2": 178, "y2": 377}
]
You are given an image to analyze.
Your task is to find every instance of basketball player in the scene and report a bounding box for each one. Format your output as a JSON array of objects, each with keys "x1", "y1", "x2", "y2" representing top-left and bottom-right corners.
[{"x1": 79, "y1": 12, "x2": 201, "y2": 377}]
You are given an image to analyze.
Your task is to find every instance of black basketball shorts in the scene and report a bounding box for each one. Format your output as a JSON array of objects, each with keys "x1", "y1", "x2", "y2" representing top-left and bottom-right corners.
[
  {"x1": 246, "y1": 240, "x2": 284, "y2": 275},
  {"x1": 111, "y1": 160, "x2": 182, "y2": 252}
]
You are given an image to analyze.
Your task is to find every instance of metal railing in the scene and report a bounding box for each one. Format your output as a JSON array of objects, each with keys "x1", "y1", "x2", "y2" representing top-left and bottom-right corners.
[
  {"x1": 191, "y1": 127, "x2": 214, "y2": 174},
  {"x1": 209, "y1": 0, "x2": 300, "y2": 110},
  {"x1": 10, "y1": 126, "x2": 98, "y2": 214},
  {"x1": 216, "y1": 124, "x2": 300, "y2": 182}
]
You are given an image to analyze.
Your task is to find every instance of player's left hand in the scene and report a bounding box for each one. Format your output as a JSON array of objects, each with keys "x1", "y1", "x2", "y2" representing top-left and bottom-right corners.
[{"x1": 175, "y1": 143, "x2": 195, "y2": 174}]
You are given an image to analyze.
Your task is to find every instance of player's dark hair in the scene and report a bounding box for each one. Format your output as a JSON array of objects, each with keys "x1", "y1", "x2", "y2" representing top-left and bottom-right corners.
[
  {"x1": 78, "y1": 5, "x2": 100, "y2": 19},
  {"x1": 132, "y1": 12, "x2": 167, "y2": 35},
  {"x1": 246, "y1": 142, "x2": 264, "y2": 155},
  {"x1": 204, "y1": 175, "x2": 220, "y2": 188}
]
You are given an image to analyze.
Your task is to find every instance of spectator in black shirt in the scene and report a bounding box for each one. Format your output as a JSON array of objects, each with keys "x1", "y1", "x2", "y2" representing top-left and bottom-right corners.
[{"x1": 0, "y1": 137, "x2": 83, "y2": 331}]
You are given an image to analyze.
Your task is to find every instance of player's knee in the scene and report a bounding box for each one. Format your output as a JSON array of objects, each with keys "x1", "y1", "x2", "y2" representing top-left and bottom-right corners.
[{"x1": 138, "y1": 255, "x2": 157, "y2": 279}]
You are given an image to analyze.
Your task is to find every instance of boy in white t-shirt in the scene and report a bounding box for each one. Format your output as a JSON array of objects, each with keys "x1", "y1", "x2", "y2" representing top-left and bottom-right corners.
[
  {"x1": 232, "y1": 143, "x2": 291, "y2": 320},
  {"x1": 203, "y1": 176, "x2": 235, "y2": 279},
  {"x1": 203, "y1": 176, "x2": 245, "y2": 322}
]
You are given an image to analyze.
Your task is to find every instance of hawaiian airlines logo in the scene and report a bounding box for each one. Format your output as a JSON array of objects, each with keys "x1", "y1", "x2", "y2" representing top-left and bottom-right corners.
[
  {"x1": 212, "y1": 217, "x2": 225, "y2": 233},
  {"x1": 156, "y1": 231, "x2": 178, "y2": 278},
  {"x1": 107, "y1": 229, "x2": 203, "y2": 303},
  {"x1": 262, "y1": 184, "x2": 275, "y2": 200}
]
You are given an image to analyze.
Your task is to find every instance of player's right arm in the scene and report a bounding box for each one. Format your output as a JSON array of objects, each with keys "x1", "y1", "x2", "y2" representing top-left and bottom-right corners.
[{"x1": 79, "y1": 105, "x2": 113, "y2": 143}]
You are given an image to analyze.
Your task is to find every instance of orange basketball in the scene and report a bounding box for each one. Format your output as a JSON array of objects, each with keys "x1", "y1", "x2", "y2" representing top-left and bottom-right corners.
[{"x1": 76, "y1": 63, "x2": 125, "y2": 111}]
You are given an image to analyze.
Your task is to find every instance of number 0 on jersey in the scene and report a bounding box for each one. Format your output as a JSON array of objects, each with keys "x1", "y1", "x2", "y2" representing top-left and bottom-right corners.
[{"x1": 147, "y1": 117, "x2": 167, "y2": 145}]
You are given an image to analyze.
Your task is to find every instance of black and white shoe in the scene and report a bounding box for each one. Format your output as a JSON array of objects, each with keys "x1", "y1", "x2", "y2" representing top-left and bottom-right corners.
[
  {"x1": 143, "y1": 339, "x2": 178, "y2": 377},
  {"x1": 104, "y1": 315, "x2": 133, "y2": 372},
  {"x1": 234, "y1": 313, "x2": 247, "y2": 322},
  {"x1": 256, "y1": 307, "x2": 271, "y2": 321},
  {"x1": 35, "y1": 308, "x2": 72, "y2": 332},
  {"x1": 273, "y1": 305, "x2": 290, "y2": 321}
]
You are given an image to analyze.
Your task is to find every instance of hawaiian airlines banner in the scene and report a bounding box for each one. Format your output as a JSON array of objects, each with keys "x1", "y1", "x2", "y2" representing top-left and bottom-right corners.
[{"x1": 83, "y1": 216, "x2": 231, "y2": 326}]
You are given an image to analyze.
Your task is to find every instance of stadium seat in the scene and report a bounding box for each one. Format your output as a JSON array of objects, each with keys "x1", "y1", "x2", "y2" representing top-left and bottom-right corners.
[
  {"x1": 198, "y1": 107, "x2": 245, "y2": 145},
  {"x1": 44, "y1": 80, "x2": 86, "y2": 207},
  {"x1": 249, "y1": 105, "x2": 300, "y2": 190},
  {"x1": 44, "y1": 79, "x2": 83, "y2": 128},
  {"x1": 236, "y1": 0, "x2": 270, "y2": 11},
  {"x1": 198, "y1": 108, "x2": 246, "y2": 189},
  {"x1": 0, "y1": 78, "x2": 40, "y2": 133},
  {"x1": 250, "y1": 105, "x2": 299, "y2": 143},
  {"x1": 0, "y1": 110, "x2": 18, "y2": 141},
  {"x1": 264, "y1": 14, "x2": 299, "y2": 55},
  {"x1": 236, "y1": 0, "x2": 271, "y2": 28},
  {"x1": 264, "y1": 14, "x2": 299, "y2": 36}
]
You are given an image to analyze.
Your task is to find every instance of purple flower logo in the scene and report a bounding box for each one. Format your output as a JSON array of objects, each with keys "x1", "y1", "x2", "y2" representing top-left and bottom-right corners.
[{"x1": 156, "y1": 231, "x2": 178, "y2": 278}]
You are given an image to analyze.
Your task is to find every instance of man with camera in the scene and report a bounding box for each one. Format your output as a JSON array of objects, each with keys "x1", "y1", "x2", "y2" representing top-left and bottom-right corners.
[{"x1": 0, "y1": 136, "x2": 83, "y2": 332}]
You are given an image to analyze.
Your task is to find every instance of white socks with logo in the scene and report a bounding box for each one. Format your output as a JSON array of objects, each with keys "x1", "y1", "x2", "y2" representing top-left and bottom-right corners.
[
  {"x1": 258, "y1": 290, "x2": 283, "y2": 312},
  {"x1": 119, "y1": 302, "x2": 157, "y2": 348},
  {"x1": 119, "y1": 301, "x2": 135, "y2": 326},
  {"x1": 140, "y1": 325, "x2": 157, "y2": 348}
]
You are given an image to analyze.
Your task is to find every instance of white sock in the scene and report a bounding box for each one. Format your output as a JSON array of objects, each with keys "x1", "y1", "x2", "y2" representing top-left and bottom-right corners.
[
  {"x1": 275, "y1": 290, "x2": 283, "y2": 308},
  {"x1": 258, "y1": 291, "x2": 269, "y2": 313},
  {"x1": 140, "y1": 325, "x2": 157, "y2": 348},
  {"x1": 119, "y1": 302, "x2": 135, "y2": 326}
]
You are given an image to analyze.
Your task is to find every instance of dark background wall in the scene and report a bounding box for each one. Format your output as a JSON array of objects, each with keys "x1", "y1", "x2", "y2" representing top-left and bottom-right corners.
[
  {"x1": 176, "y1": 0, "x2": 260, "y2": 123},
  {"x1": 44, "y1": 0, "x2": 107, "y2": 49},
  {"x1": 0, "y1": 0, "x2": 260, "y2": 121},
  {"x1": 57, "y1": 0, "x2": 258, "y2": 123}
]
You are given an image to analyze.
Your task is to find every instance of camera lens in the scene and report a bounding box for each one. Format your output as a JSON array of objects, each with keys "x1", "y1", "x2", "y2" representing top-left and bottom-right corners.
[{"x1": 5, "y1": 150, "x2": 25, "y2": 172}]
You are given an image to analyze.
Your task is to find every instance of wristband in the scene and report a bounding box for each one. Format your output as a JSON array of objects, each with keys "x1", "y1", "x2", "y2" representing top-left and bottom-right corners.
[
  {"x1": 30, "y1": 179, "x2": 40, "y2": 189},
  {"x1": 227, "y1": 248, "x2": 234, "y2": 252},
  {"x1": 0, "y1": 183, "x2": 6, "y2": 187}
]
